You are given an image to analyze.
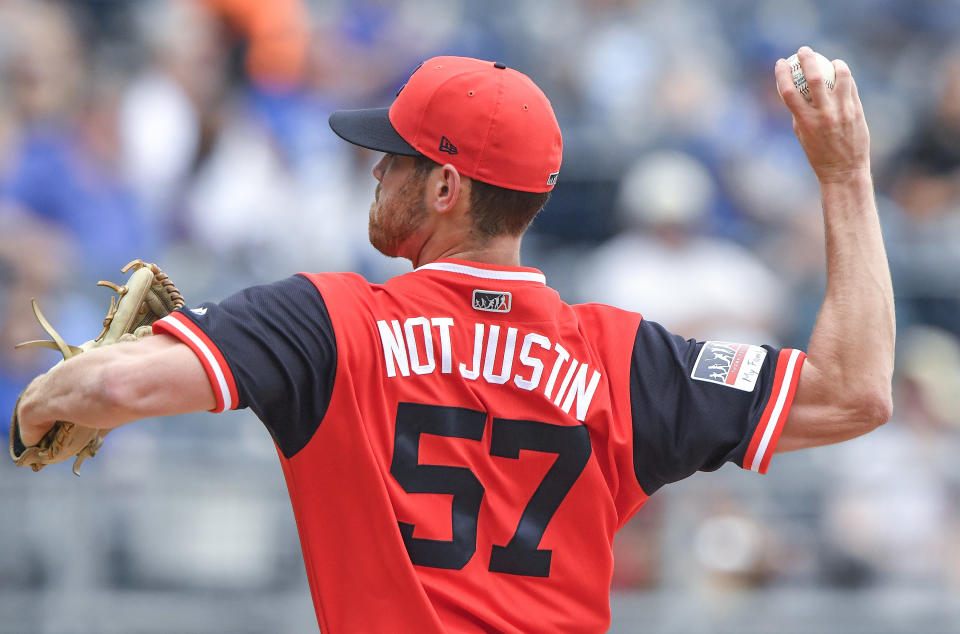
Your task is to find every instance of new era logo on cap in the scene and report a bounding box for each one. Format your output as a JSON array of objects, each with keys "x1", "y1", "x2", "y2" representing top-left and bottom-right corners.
[{"x1": 439, "y1": 136, "x2": 458, "y2": 154}]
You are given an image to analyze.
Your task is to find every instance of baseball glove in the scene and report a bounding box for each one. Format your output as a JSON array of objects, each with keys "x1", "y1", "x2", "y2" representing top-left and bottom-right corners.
[{"x1": 9, "y1": 259, "x2": 185, "y2": 474}]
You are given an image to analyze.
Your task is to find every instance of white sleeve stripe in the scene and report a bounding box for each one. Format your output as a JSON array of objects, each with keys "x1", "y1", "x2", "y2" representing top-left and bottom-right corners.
[
  {"x1": 748, "y1": 348, "x2": 803, "y2": 472},
  {"x1": 161, "y1": 314, "x2": 234, "y2": 412}
]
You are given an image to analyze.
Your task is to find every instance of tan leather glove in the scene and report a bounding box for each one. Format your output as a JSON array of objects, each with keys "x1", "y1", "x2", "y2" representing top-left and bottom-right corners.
[{"x1": 9, "y1": 260, "x2": 184, "y2": 474}]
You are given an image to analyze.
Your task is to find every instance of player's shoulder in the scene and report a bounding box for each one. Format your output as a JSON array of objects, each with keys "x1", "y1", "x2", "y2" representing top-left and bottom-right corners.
[
  {"x1": 572, "y1": 301, "x2": 643, "y2": 324},
  {"x1": 569, "y1": 301, "x2": 645, "y2": 346},
  {"x1": 298, "y1": 270, "x2": 370, "y2": 284},
  {"x1": 298, "y1": 270, "x2": 377, "y2": 295}
]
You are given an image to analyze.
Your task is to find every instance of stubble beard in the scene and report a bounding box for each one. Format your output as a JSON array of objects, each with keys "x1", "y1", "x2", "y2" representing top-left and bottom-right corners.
[{"x1": 368, "y1": 175, "x2": 428, "y2": 258}]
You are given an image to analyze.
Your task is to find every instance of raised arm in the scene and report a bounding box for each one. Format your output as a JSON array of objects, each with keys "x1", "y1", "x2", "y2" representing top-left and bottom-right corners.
[
  {"x1": 774, "y1": 47, "x2": 895, "y2": 452},
  {"x1": 15, "y1": 334, "x2": 216, "y2": 447}
]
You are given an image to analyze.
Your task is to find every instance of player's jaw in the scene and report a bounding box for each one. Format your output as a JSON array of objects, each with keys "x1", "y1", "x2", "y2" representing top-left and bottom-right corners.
[{"x1": 368, "y1": 155, "x2": 430, "y2": 259}]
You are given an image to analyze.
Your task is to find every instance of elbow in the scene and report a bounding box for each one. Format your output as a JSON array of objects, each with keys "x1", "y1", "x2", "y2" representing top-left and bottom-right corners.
[
  {"x1": 852, "y1": 387, "x2": 893, "y2": 434},
  {"x1": 874, "y1": 391, "x2": 894, "y2": 428}
]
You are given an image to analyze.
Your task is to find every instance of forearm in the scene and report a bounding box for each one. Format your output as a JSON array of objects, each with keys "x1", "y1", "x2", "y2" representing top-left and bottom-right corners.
[
  {"x1": 16, "y1": 335, "x2": 217, "y2": 446},
  {"x1": 17, "y1": 344, "x2": 148, "y2": 434},
  {"x1": 810, "y1": 169, "x2": 895, "y2": 401}
]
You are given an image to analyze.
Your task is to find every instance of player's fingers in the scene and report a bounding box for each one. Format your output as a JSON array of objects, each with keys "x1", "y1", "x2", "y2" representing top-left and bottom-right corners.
[
  {"x1": 775, "y1": 58, "x2": 805, "y2": 113},
  {"x1": 18, "y1": 418, "x2": 53, "y2": 447},
  {"x1": 833, "y1": 59, "x2": 865, "y2": 123},
  {"x1": 797, "y1": 46, "x2": 829, "y2": 105},
  {"x1": 832, "y1": 58, "x2": 854, "y2": 100}
]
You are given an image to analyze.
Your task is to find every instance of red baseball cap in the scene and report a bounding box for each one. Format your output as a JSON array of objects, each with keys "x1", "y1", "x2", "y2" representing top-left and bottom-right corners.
[{"x1": 329, "y1": 56, "x2": 563, "y2": 193}]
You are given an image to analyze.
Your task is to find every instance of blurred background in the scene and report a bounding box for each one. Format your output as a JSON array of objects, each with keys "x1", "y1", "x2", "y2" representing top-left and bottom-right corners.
[{"x1": 2, "y1": 0, "x2": 960, "y2": 632}]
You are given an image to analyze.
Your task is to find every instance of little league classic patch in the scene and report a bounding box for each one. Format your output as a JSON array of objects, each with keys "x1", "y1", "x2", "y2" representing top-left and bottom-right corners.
[
  {"x1": 472, "y1": 289, "x2": 512, "y2": 313},
  {"x1": 691, "y1": 341, "x2": 766, "y2": 392}
]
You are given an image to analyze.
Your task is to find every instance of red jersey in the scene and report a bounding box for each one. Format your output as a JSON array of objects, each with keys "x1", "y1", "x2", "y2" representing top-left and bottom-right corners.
[{"x1": 154, "y1": 259, "x2": 805, "y2": 632}]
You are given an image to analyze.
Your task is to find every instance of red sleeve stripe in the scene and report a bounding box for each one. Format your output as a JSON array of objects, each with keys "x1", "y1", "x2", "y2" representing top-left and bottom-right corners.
[
  {"x1": 152, "y1": 312, "x2": 239, "y2": 413},
  {"x1": 744, "y1": 348, "x2": 806, "y2": 474}
]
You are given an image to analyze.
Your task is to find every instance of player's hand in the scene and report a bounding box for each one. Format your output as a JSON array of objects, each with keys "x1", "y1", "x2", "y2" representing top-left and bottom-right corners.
[
  {"x1": 775, "y1": 46, "x2": 870, "y2": 184},
  {"x1": 14, "y1": 376, "x2": 56, "y2": 447}
]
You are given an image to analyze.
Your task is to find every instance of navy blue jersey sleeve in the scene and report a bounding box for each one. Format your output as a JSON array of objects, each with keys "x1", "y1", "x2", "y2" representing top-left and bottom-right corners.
[
  {"x1": 630, "y1": 319, "x2": 805, "y2": 495},
  {"x1": 154, "y1": 274, "x2": 336, "y2": 458}
]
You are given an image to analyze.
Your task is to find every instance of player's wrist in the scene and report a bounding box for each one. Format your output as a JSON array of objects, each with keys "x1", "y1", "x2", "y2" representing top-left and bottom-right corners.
[
  {"x1": 816, "y1": 165, "x2": 872, "y2": 188},
  {"x1": 818, "y1": 168, "x2": 879, "y2": 225}
]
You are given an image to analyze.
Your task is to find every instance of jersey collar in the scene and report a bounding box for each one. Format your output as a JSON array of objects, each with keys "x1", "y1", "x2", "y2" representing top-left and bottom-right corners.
[{"x1": 414, "y1": 258, "x2": 546, "y2": 284}]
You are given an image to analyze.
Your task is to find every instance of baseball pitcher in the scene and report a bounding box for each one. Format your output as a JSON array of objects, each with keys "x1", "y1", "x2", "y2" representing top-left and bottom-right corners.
[{"x1": 11, "y1": 50, "x2": 893, "y2": 632}]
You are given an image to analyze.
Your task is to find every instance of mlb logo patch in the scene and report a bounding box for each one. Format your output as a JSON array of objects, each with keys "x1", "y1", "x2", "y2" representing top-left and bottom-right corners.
[
  {"x1": 691, "y1": 341, "x2": 766, "y2": 392},
  {"x1": 472, "y1": 290, "x2": 511, "y2": 313}
]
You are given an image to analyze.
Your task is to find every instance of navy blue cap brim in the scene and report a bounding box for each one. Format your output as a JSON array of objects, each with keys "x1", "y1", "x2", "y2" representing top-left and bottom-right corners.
[{"x1": 328, "y1": 107, "x2": 420, "y2": 156}]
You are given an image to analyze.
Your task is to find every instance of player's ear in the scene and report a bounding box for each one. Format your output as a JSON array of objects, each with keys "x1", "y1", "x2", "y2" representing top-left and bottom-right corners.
[{"x1": 429, "y1": 163, "x2": 463, "y2": 215}]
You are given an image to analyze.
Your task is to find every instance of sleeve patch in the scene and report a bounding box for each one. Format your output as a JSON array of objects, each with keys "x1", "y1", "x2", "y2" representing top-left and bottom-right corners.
[{"x1": 691, "y1": 341, "x2": 767, "y2": 392}]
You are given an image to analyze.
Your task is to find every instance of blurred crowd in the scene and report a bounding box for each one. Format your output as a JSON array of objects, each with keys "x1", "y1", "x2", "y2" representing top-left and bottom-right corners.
[{"x1": 2, "y1": 0, "x2": 960, "y2": 632}]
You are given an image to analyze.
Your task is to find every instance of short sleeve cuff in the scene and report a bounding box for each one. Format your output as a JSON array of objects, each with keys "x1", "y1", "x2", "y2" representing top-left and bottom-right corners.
[
  {"x1": 742, "y1": 348, "x2": 806, "y2": 474},
  {"x1": 153, "y1": 312, "x2": 240, "y2": 413}
]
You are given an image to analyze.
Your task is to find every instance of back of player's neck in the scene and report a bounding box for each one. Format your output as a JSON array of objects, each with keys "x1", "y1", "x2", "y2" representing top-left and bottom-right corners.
[{"x1": 415, "y1": 239, "x2": 523, "y2": 269}]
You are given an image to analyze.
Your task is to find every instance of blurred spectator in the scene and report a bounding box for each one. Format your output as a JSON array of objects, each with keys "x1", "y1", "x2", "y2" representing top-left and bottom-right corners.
[
  {"x1": 201, "y1": 0, "x2": 311, "y2": 92},
  {"x1": 0, "y1": 0, "x2": 154, "y2": 281},
  {"x1": 882, "y1": 48, "x2": 960, "y2": 338},
  {"x1": 693, "y1": 501, "x2": 780, "y2": 591},
  {"x1": 578, "y1": 149, "x2": 789, "y2": 344},
  {"x1": 119, "y1": 0, "x2": 231, "y2": 235}
]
